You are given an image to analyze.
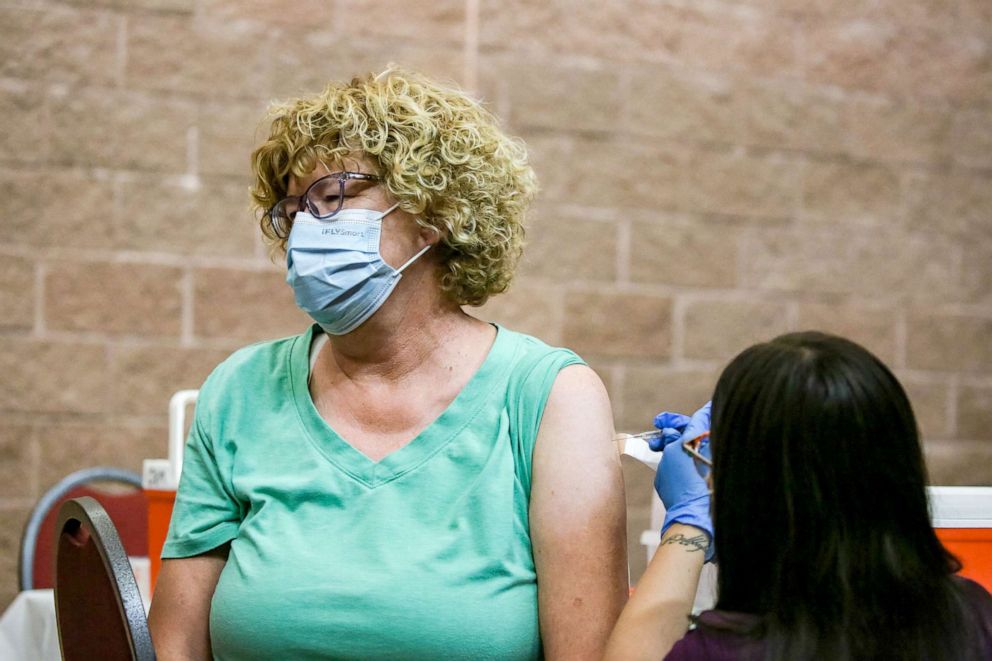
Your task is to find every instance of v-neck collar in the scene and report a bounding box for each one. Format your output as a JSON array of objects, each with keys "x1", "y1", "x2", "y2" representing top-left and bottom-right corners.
[{"x1": 290, "y1": 323, "x2": 514, "y2": 488}]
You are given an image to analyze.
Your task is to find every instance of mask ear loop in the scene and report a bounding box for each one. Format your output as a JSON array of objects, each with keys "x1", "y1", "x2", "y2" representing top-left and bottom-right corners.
[
  {"x1": 387, "y1": 209, "x2": 438, "y2": 274},
  {"x1": 396, "y1": 243, "x2": 432, "y2": 274}
]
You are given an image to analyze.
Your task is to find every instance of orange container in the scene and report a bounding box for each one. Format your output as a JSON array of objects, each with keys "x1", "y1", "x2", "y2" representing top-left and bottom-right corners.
[
  {"x1": 930, "y1": 487, "x2": 992, "y2": 592},
  {"x1": 145, "y1": 488, "x2": 177, "y2": 591},
  {"x1": 937, "y1": 527, "x2": 992, "y2": 590}
]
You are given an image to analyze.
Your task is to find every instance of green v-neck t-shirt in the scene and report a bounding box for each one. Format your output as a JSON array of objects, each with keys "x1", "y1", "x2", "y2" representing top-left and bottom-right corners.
[{"x1": 161, "y1": 324, "x2": 584, "y2": 660}]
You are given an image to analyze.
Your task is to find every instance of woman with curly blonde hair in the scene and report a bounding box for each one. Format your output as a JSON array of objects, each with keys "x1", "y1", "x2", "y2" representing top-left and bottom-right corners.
[{"x1": 149, "y1": 68, "x2": 627, "y2": 660}]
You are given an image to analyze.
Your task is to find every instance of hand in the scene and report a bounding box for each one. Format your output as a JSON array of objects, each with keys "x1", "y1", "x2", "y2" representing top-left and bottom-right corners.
[{"x1": 652, "y1": 402, "x2": 714, "y2": 562}]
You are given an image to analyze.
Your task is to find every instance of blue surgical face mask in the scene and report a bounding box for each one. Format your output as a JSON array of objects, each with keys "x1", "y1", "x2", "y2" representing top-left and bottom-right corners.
[{"x1": 285, "y1": 205, "x2": 431, "y2": 335}]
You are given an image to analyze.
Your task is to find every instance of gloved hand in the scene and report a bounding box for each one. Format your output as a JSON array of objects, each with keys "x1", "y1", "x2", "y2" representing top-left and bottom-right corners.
[{"x1": 652, "y1": 402, "x2": 715, "y2": 561}]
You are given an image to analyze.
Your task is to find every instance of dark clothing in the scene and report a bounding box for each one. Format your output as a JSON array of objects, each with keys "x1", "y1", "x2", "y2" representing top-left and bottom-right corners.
[
  {"x1": 665, "y1": 577, "x2": 992, "y2": 660},
  {"x1": 665, "y1": 609, "x2": 765, "y2": 661}
]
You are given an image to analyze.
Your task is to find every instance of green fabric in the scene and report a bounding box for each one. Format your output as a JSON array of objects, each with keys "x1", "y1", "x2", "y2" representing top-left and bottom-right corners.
[{"x1": 162, "y1": 324, "x2": 583, "y2": 661}]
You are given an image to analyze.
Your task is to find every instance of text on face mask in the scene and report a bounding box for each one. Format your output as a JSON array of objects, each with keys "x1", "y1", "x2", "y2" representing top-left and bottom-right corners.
[{"x1": 321, "y1": 228, "x2": 363, "y2": 237}]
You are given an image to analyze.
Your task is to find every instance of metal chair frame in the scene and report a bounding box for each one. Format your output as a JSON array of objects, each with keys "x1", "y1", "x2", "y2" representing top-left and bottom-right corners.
[
  {"x1": 19, "y1": 466, "x2": 142, "y2": 591},
  {"x1": 54, "y1": 496, "x2": 155, "y2": 660}
]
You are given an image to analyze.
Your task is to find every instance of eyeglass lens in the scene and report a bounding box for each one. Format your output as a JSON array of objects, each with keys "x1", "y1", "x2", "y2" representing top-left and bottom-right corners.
[
  {"x1": 683, "y1": 433, "x2": 712, "y2": 480},
  {"x1": 305, "y1": 176, "x2": 347, "y2": 218},
  {"x1": 269, "y1": 172, "x2": 379, "y2": 238}
]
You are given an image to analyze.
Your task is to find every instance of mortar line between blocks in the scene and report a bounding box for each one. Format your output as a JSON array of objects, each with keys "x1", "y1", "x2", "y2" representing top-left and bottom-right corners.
[
  {"x1": 894, "y1": 308, "x2": 908, "y2": 370},
  {"x1": 671, "y1": 296, "x2": 686, "y2": 363},
  {"x1": 116, "y1": 14, "x2": 128, "y2": 89},
  {"x1": 616, "y1": 219, "x2": 631, "y2": 284},
  {"x1": 187, "y1": 125, "x2": 199, "y2": 178},
  {"x1": 181, "y1": 268, "x2": 195, "y2": 347},
  {"x1": 947, "y1": 375, "x2": 959, "y2": 439},
  {"x1": 34, "y1": 261, "x2": 46, "y2": 337},
  {"x1": 463, "y1": 0, "x2": 480, "y2": 93}
]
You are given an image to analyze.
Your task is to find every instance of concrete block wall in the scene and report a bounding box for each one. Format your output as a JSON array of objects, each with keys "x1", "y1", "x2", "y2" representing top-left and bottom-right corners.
[{"x1": 0, "y1": 0, "x2": 990, "y2": 604}]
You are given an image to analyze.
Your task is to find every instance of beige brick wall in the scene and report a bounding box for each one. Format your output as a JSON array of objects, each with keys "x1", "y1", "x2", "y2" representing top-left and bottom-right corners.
[{"x1": 1, "y1": 0, "x2": 990, "y2": 605}]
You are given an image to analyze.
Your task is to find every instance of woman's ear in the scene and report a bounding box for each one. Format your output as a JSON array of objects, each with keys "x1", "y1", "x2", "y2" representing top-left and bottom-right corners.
[{"x1": 420, "y1": 223, "x2": 443, "y2": 246}]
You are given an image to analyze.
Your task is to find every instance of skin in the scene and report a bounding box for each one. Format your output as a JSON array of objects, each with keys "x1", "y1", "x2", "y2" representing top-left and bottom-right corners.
[
  {"x1": 149, "y1": 156, "x2": 627, "y2": 660},
  {"x1": 148, "y1": 546, "x2": 228, "y2": 660},
  {"x1": 603, "y1": 524, "x2": 707, "y2": 661},
  {"x1": 531, "y1": 362, "x2": 629, "y2": 659}
]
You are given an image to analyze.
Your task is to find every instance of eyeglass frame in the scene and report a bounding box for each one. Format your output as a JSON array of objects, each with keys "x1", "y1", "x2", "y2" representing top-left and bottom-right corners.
[
  {"x1": 266, "y1": 171, "x2": 382, "y2": 238},
  {"x1": 682, "y1": 431, "x2": 712, "y2": 477}
]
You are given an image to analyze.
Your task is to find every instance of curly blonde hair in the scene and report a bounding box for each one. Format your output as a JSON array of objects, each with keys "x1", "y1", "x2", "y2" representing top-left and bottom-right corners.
[{"x1": 249, "y1": 67, "x2": 537, "y2": 306}]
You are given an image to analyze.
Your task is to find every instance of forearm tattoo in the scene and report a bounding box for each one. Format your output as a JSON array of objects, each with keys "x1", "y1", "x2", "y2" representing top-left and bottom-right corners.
[{"x1": 660, "y1": 533, "x2": 709, "y2": 553}]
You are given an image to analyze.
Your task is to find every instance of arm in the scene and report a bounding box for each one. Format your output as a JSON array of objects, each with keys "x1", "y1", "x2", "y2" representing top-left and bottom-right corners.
[
  {"x1": 605, "y1": 402, "x2": 714, "y2": 660},
  {"x1": 604, "y1": 524, "x2": 707, "y2": 661},
  {"x1": 148, "y1": 544, "x2": 229, "y2": 661},
  {"x1": 530, "y1": 364, "x2": 628, "y2": 661}
]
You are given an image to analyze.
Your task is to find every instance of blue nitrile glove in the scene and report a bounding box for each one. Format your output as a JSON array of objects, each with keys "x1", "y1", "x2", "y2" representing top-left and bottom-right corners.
[
  {"x1": 652, "y1": 402, "x2": 715, "y2": 562},
  {"x1": 646, "y1": 411, "x2": 690, "y2": 452}
]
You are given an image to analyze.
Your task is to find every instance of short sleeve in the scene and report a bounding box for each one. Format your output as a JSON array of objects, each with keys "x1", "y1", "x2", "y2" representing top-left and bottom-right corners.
[
  {"x1": 507, "y1": 342, "x2": 585, "y2": 496},
  {"x1": 161, "y1": 411, "x2": 242, "y2": 558}
]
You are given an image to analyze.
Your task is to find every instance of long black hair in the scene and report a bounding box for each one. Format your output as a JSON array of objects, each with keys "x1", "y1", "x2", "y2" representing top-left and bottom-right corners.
[{"x1": 709, "y1": 331, "x2": 981, "y2": 660}]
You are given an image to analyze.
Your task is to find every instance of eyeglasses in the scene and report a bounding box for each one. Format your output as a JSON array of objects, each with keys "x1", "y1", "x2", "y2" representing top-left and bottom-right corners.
[
  {"x1": 683, "y1": 431, "x2": 712, "y2": 480},
  {"x1": 615, "y1": 430, "x2": 712, "y2": 480},
  {"x1": 266, "y1": 171, "x2": 381, "y2": 238}
]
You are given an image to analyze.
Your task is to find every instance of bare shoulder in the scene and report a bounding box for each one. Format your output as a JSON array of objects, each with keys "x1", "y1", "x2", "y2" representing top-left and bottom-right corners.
[
  {"x1": 536, "y1": 363, "x2": 615, "y2": 460},
  {"x1": 531, "y1": 362, "x2": 622, "y2": 520},
  {"x1": 547, "y1": 362, "x2": 611, "y2": 403}
]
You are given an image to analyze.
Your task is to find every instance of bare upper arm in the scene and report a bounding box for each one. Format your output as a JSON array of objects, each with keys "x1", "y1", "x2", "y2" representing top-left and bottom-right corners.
[
  {"x1": 530, "y1": 363, "x2": 628, "y2": 661},
  {"x1": 148, "y1": 545, "x2": 229, "y2": 661}
]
